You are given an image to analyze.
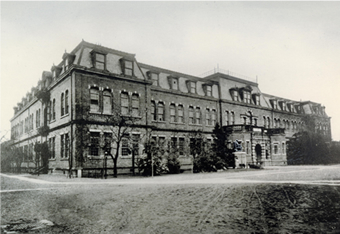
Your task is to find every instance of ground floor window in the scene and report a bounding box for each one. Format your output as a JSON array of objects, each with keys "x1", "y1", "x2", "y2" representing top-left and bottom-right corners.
[
  {"x1": 273, "y1": 143, "x2": 278, "y2": 154},
  {"x1": 90, "y1": 132, "x2": 100, "y2": 156}
]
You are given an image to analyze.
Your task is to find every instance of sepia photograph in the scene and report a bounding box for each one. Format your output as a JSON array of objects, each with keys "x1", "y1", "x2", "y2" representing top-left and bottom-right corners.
[{"x1": 1, "y1": 2, "x2": 340, "y2": 233}]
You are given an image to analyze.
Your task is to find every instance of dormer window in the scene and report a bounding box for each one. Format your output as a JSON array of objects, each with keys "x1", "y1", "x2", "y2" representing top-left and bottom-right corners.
[
  {"x1": 120, "y1": 59, "x2": 134, "y2": 76},
  {"x1": 280, "y1": 101, "x2": 286, "y2": 111},
  {"x1": 252, "y1": 94, "x2": 260, "y2": 105},
  {"x1": 270, "y1": 99, "x2": 278, "y2": 109},
  {"x1": 168, "y1": 76, "x2": 179, "y2": 90},
  {"x1": 206, "y1": 86, "x2": 212, "y2": 96},
  {"x1": 147, "y1": 71, "x2": 159, "y2": 86},
  {"x1": 62, "y1": 52, "x2": 75, "y2": 73},
  {"x1": 190, "y1": 81, "x2": 196, "y2": 94},
  {"x1": 51, "y1": 65, "x2": 62, "y2": 79},
  {"x1": 94, "y1": 53, "x2": 106, "y2": 70},
  {"x1": 230, "y1": 89, "x2": 239, "y2": 101},
  {"x1": 243, "y1": 91, "x2": 251, "y2": 104}
]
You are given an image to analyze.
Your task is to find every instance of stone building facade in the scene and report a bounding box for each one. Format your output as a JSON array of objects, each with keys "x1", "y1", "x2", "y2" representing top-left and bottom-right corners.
[{"x1": 10, "y1": 40, "x2": 332, "y2": 174}]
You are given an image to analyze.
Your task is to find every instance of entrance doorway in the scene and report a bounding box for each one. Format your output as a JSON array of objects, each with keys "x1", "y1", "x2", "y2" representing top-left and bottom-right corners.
[{"x1": 255, "y1": 144, "x2": 262, "y2": 163}]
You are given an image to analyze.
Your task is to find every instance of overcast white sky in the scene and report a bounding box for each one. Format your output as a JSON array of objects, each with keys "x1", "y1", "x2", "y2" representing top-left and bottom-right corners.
[{"x1": 1, "y1": 2, "x2": 340, "y2": 141}]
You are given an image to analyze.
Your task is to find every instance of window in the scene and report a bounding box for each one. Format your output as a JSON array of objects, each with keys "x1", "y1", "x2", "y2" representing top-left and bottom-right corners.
[
  {"x1": 131, "y1": 94, "x2": 139, "y2": 117},
  {"x1": 211, "y1": 109, "x2": 216, "y2": 126},
  {"x1": 189, "y1": 106, "x2": 194, "y2": 124},
  {"x1": 273, "y1": 144, "x2": 278, "y2": 154},
  {"x1": 104, "y1": 133, "x2": 112, "y2": 155},
  {"x1": 196, "y1": 107, "x2": 201, "y2": 124},
  {"x1": 281, "y1": 102, "x2": 286, "y2": 111},
  {"x1": 225, "y1": 111, "x2": 229, "y2": 125},
  {"x1": 282, "y1": 142, "x2": 285, "y2": 154},
  {"x1": 243, "y1": 117, "x2": 247, "y2": 125},
  {"x1": 51, "y1": 137, "x2": 55, "y2": 159},
  {"x1": 121, "y1": 60, "x2": 133, "y2": 76},
  {"x1": 47, "y1": 101, "x2": 51, "y2": 123},
  {"x1": 267, "y1": 117, "x2": 271, "y2": 128},
  {"x1": 65, "y1": 90, "x2": 69, "y2": 115},
  {"x1": 231, "y1": 90, "x2": 238, "y2": 101},
  {"x1": 179, "y1": 138, "x2": 185, "y2": 156},
  {"x1": 263, "y1": 116, "x2": 267, "y2": 128},
  {"x1": 206, "y1": 109, "x2": 211, "y2": 125},
  {"x1": 243, "y1": 91, "x2": 251, "y2": 104},
  {"x1": 246, "y1": 141, "x2": 250, "y2": 154},
  {"x1": 206, "y1": 86, "x2": 212, "y2": 96},
  {"x1": 150, "y1": 73, "x2": 159, "y2": 86},
  {"x1": 231, "y1": 112, "x2": 235, "y2": 125},
  {"x1": 90, "y1": 132, "x2": 100, "y2": 156},
  {"x1": 178, "y1": 105, "x2": 184, "y2": 123},
  {"x1": 103, "y1": 90, "x2": 112, "y2": 114},
  {"x1": 93, "y1": 53, "x2": 106, "y2": 70},
  {"x1": 151, "y1": 101, "x2": 156, "y2": 121},
  {"x1": 121, "y1": 137, "x2": 130, "y2": 156},
  {"x1": 65, "y1": 133, "x2": 69, "y2": 158},
  {"x1": 121, "y1": 92, "x2": 129, "y2": 115},
  {"x1": 253, "y1": 94, "x2": 260, "y2": 105},
  {"x1": 271, "y1": 100, "x2": 278, "y2": 109},
  {"x1": 90, "y1": 87, "x2": 99, "y2": 112},
  {"x1": 254, "y1": 118, "x2": 258, "y2": 126},
  {"x1": 168, "y1": 77, "x2": 179, "y2": 90},
  {"x1": 170, "y1": 137, "x2": 177, "y2": 151},
  {"x1": 158, "y1": 102, "x2": 164, "y2": 121},
  {"x1": 132, "y1": 134, "x2": 140, "y2": 156},
  {"x1": 52, "y1": 99, "x2": 56, "y2": 120},
  {"x1": 61, "y1": 93, "x2": 64, "y2": 116},
  {"x1": 170, "y1": 104, "x2": 176, "y2": 122},
  {"x1": 61, "y1": 134, "x2": 64, "y2": 158},
  {"x1": 190, "y1": 82, "x2": 196, "y2": 94}
]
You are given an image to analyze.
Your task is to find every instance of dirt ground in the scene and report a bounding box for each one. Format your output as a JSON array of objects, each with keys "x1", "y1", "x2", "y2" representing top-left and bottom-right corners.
[{"x1": 1, "y1": 166, "x2": 340, "y2": 233}]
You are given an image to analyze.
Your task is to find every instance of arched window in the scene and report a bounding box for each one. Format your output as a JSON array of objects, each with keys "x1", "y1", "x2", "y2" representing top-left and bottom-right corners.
[
  {"x1": 267, "y1": 117, "x2": 271, "y2": 128},
  {"x1": 121, "y1": 92, "x2": 129, "y2": 115},
  {"x1": 196, "y1": 107, "x2": 201, "y2": 124},
  {"x1": 189, "y1": 106, "x2": 194, "y2": 124},
  {"x1": 151, "y1": 101, "x2": 156, "y2": 121},
  {"x1": 158, "y1": 102, "x2": 164, "y2": 121},
  {"x1": 131, "y1": 93, "x2": 139, "y2": 117},
  {"x1": 61, "y1": 93, "x2": 64, "y2": 116},
  {"x1": 231, "y1": 112, "x2": 235, "y2": 125},
  {"x1": 103, "y1": 90, "x2": 112, "y2": 114},
  {"x1": 65, "y1": 90, "x2": 69, "y2": 114},
  {"x1": 170, "y1": 104, "x2": 176, "y2": 122},
  {"x1": 178, "y1": 105, "x2": 184, "y2": 123},
  {"x1": 263, "y1": 116, "x2": 267, "y2": 128},
  {"x1": 90, "y1": 87, "x2": 99, "y2": 112}
]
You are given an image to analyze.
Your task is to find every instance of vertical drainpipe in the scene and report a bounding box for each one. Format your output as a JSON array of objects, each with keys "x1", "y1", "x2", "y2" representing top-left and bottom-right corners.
[
  {"x1": 70, "y1": 71, "x2": 74, "y2": 175},
  {"x1": 217, "y1": 82, "x2": 223, "y2": 127}
]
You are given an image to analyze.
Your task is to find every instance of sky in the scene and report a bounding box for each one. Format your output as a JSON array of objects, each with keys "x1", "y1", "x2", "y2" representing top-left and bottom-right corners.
[{"x1": 1, "y1": 2, "x2": 340, "y2": 141}]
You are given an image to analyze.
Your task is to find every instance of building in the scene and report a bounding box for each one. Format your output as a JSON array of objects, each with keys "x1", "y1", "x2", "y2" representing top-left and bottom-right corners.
[{"x1": 10, "y1": 40, "x2": 332, "y2": 175}]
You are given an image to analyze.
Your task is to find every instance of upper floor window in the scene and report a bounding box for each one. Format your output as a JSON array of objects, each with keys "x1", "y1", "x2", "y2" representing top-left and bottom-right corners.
[
  {"x1": 230, "y1": 111, "x2": 235, "y2": 125},
  {"x1": 131, "y1": 93, "x2": 140, "y2": 117},
  {"x1": 196, "y1": 107, "x2": 201, "y2": 124},
  {"x1": 188, "y1": 81, "x2": 196, "y2": 94},
  {"x1": 279, "y1": 101, "x2": 286, "y2": 111},
  {"x1": 158, "y1": 102, "x2": 165, "y2": 121},
  {"x1": 168, "y1": 76, "x2": 179, "y2": 90},
  {"x1": 151, "y1": 101, "x2": 156, "y2": 121},
  {"x1": 148, "y1": 72, "x2": 159, "y2": 86},
  {"x1": 91, "y1": 52, "x2": 106, "y2": 70},
  {"x1": 206, "y1": 86, "x2": 212, "y2": 96},
  {"x1": 271, "y1": 100, "x2": 278, "y2": 109},
  {"x1": 170, "y1": 104, "x2": 176, "y2": 122},
  {"x1": 52, "y1": 99, "x2": 56, "y2": 120},
  {"x1": 243, "y1": 91, "x2": 251, "y2": 104},
  {"x1": 103, "y1": 90, "x2": 112, "y2": 114},
  {"x1": 253, "y1": 94, "x2": 260, "y2": 105},
  {"x1": 61, "y1": 93, "x2": 65, "y2": 116},
  {"x1": 90, "y1": 87, "x2": 100, "y2": 112},
  {"x1": 211, "y1": 109, "x2": 217, "y2": 126},
  {"x1": 120, "y1": 59, "x2": 134, "y2": 76},
  {"x1": 65, "y1": 90, "x2": 69, "y2": 115},
  {"x1": 231, "y1": 90, "x2": 239, "y2": 101},
  {"x1": 206, "y1": 109, "x2": 211, "y2": 125},
  {"x1": 178, "y1": 105, "x2": 184, "y2": 123},
  {"x1": 189, "y1": 106, "x2": 194, "y2": 124},
  {"x1": 225, "y1": 111, "x2": 230, "y2": 125},
  {"x1": 121, "y1": 92, "x2": 129, "y2": 115}
]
